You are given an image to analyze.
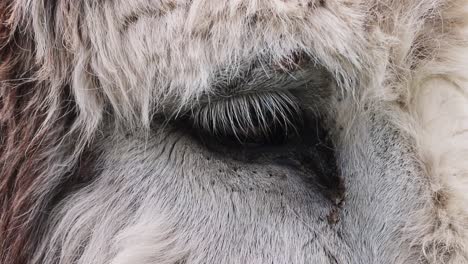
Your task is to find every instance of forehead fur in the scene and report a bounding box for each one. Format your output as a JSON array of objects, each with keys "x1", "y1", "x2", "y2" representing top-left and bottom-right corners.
[
  {"x1": 6, "y1": 0, "x2": 466, "y2": 133},
  {"x1": 1, "y1": 1, "x2": 463, "y2": 149}
]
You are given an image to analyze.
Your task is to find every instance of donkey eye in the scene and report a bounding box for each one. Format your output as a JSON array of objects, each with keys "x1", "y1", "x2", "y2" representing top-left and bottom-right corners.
[{"x1": 189, "y1": 91, "x2": 303, "y2": 146}]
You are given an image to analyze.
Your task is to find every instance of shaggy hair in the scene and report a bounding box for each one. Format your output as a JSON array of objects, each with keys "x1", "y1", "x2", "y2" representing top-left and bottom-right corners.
[{"x1": 0, "y1": 0, "x2": 467, "y2": 263}]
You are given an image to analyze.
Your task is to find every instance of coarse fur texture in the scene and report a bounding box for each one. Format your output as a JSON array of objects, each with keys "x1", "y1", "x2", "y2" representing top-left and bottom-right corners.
[{"x1": 0, "y1": 0, "x2": 467, "y2": 263}]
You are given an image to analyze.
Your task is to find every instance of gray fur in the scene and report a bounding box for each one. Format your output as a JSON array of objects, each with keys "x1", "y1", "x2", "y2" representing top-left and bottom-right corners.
[{"x1": 34, "y1": 106, "x2": 429, "y2": 264}]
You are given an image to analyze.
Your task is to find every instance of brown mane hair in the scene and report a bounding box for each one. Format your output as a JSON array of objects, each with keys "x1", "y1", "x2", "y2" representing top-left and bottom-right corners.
[{"x1": 0, "y1": 2, "x2": 76, "y2": 263}]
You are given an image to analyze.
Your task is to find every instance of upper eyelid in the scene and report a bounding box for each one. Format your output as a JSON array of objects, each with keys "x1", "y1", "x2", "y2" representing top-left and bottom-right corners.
[{"x1": 207, "y1": 65, "x2": 330, "y2": 98}]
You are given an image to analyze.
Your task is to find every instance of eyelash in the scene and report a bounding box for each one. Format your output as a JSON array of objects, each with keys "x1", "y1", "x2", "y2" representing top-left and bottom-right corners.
[{"x1": 190, "y1": 91, "x2": 303, "y2": 145}]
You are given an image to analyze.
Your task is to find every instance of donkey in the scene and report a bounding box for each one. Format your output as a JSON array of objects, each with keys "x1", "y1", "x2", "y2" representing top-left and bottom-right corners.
[{"x1": 1, "y1": 0, "x2": 467, "y2": 263}]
